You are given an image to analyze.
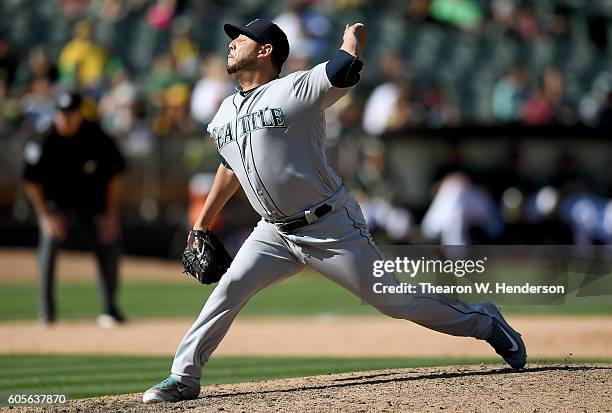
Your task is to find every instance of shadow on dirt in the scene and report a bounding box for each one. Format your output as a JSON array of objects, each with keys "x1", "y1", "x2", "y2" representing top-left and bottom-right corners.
[{"x1": 205, "y1": 364, "x2": 612, "y2": 399}]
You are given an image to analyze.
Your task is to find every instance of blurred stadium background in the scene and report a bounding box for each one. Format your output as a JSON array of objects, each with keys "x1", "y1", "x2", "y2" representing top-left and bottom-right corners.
[
  {"x1": 1, "y1": 0, "x2": 612, "y2": 402},
  {"x1": 2, "y1": 0, "x2": 612, "y2": 255}
]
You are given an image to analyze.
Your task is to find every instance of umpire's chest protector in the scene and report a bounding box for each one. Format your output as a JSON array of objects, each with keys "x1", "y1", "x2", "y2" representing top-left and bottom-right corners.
[{"x1": 207, "y1": 62, "x2": 351, "y2": 221}]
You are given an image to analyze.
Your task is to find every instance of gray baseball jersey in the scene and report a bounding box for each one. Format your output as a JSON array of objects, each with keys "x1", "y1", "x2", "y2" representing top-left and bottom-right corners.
[
  {"x1": 207, "y1": 62, "x2": 345, "y2": 220},
  {"x1": 170, "y1": 61, "x2": 496, "y2": 387}
]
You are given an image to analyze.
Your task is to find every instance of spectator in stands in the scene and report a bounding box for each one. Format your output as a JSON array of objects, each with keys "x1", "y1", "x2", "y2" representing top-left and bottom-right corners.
[
  {"x1": 422, "y1": 172, "x2": 503, "y2": 245},
  {"x1": 22, "y1": 91, "x2": 127, "y2": 326},
  {"x1": 523, "y1": 67, "x2": 556, "y2": 125},
  {"x1": 15, "y1": 48, "x2": 58, "y2": 90},
  {"x1": 387, "y1": 78, "x2": 420, "y2": 130},
  {"x1": 274, "y1": 0, "x2": 315, "y2": 59},
  {"x1": 153, "y1": 82, "x2": 195, "y2": 138},
  {"x1": 190, "y1": 55, "x2": 233, "y2": 127},
  {"x1": 58, "y1": 21, "x2": 107, "y2": 96},
  {"x1": 362, "y1": 51, "x2": 419, "y2": 135},
  {"x1": 146, "y1": 0, "x2": 176, "y2": 31},
  {"x1": 546, "y1": 5, "x2": 571, "y2": 38},
  {"x1": 516, "y1": 152, "x2": 601, "y2": 245},
  {"x1": 492, "y1": 66, "x2": 528, "y2": 123},
  {"x1": 144, "y1": 53, "x2": 181, "y2": 109},
  {"x1": 550, "y1": 153, "x2": 611, "y2": 245},
  {"x1": 360, "y1": 193, "x2": 413, "y2": 244},
  {"x1": 511, "y1": 3, "x2": 542, "y2": 40},
  {"x1": 98, "y1": 60, "x2": 137, "y2": 138},
  {"x1": 364, "y1": 76, "x2": 420, "y2": 135},
  {"x1": 122, "y1": 100, "x2": 155, "y2": 158},
  {"x1": 354, "y1": 138, "x2": 387, "y2": 195},
  {"x1": 60, "y1": 0, "x2": 90, "y2": 18},
  {"x1": 95, "y1": 0, "x2": 133, "y2": 22},
  {"x1": 170, "y1": 17, "x2": 199, "y2": 79},
  {"x1": 421, "y1": 145, "x2": 512, "y2": 245},
  {"x1": 19, "y1": 76, "x2": 55, "y2": 134},
  {"x1": 379, "y1": 50, "x2": 403, "y2": 83},
  {"x1": 490, "y1": 0, "x2": 516, "y2": 31},
  {"x1": 363, "y1": 76, "x2": 406, "y2": 135},
  {"x1": 147, "y1": 0, "x2": 176, "y2": 31},
  {"x1": 349, "y1": 138, "x2": 412, "y2": 242},
  {"x1": 299, "y1": 1, "x2": 332, "y2": 58},
  {"x1": 523, "y1": 67, "x2": 574, "y2": 125},
  {"x1": 420, "y1": 81, "x2": 460, "y2": 128}
]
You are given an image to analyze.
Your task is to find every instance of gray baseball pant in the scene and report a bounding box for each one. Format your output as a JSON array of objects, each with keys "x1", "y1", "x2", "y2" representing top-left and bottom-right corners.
[{"x1": 171, "y1": 189, "x2": 493, "y2": 386}]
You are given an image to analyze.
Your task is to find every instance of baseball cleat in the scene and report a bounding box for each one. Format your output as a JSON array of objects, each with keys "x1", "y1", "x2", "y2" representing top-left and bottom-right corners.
[
  {"x1": 142, "y1": 376, "x2": 200, "y2": 403},
  {"x1": 483, "y1": 302, "x2": 527, "y2": 370}
]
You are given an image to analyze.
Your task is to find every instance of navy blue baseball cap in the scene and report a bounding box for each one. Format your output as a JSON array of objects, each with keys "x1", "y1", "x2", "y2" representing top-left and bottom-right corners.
[{"x1": 224, "y1": 19, "x2": 290, "y2": 69}]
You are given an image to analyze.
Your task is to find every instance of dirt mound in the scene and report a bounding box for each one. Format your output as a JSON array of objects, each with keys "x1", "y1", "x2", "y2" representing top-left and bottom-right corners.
[{"x1": 18, "y1": 364, "x2": 612, "y2": 412}]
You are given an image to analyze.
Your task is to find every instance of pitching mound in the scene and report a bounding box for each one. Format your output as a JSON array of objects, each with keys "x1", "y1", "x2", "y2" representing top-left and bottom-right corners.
[{"x1": 20, "y1": 363, "x2": 611, "y2": 412}]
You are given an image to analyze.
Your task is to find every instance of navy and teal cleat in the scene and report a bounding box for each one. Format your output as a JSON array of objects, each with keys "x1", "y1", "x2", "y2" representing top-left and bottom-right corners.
[
  {"x1": 143, "y1": 376, "x2": 200, "y2": 403},
  {"x1": 483, "y1": 302, "x2": 527, "y2": 370}
]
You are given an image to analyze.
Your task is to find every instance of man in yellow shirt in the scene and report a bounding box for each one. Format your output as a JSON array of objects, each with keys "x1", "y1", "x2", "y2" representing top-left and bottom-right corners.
[{"x1": 58, "y1": 21, "x2": 106, "y2": 88}]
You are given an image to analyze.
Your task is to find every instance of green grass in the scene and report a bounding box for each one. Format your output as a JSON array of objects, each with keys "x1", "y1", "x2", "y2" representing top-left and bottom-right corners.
[
  {"x1": 1, "y1": 270, "x2": 611, "y2": 321},
  {"x1": 0, "y1": 272, "x2": 378, "y2": 321},
  {"x1": 0, "y1": 354, "x2": 499, "y2": 400}
]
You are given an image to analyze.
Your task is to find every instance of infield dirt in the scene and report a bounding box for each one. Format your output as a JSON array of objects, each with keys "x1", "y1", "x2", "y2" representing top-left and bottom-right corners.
[
  {"x1": 2, "y1": 316, "x2": 612, "y2": 359},
  {"x1": 12, "y1": 363, "x2": 612, "y2": 412}
]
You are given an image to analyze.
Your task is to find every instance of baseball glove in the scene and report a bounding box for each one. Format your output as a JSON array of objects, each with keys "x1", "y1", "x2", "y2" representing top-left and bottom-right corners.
[{"x1": 181, "y1": 229, "x2": 232, "y2": 284}]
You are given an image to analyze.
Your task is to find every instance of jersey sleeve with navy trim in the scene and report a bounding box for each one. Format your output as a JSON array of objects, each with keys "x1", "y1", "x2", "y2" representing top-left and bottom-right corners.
[
  {"x1": 220, "y1": 155, "x2": 232, "y2": 170},
  {"x1": 325, "y1": 50, "x2": 363, "y2": 88},
  {"x1": 292, "y1": 61, "x2": 356, "y2": 110}
]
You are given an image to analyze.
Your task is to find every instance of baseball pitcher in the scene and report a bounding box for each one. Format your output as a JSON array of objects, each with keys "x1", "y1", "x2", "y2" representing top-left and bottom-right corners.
[{"x1": 143, "y1": 19, "x2": 526, "y2": 403}]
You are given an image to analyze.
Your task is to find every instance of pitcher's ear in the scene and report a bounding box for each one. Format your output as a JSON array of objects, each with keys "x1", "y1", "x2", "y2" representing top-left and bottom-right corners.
[{"x1": 258, "y1": 43, "x2": 274, "y2": 58}]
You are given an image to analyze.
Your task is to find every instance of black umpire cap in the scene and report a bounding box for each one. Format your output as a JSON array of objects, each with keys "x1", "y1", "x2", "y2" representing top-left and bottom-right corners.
[
  {"x1": 55, "y1": 91, "x2": 82, "y2": 112},
  {"x1": 224, "y1": 19, "x2": 290, "y2": 71}
]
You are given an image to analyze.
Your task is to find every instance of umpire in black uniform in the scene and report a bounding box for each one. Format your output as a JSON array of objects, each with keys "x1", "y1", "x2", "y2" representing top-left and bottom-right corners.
[{"x1": 23, "y1": 91, "x2": 127, "y2": 326}]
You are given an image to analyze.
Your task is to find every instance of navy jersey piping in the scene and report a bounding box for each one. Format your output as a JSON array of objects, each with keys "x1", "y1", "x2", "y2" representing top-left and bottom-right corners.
[
  {"x1": 231, "y1": 94, "x2": 268, "y2": 214},
  {"x1": 244, "y1": 92, "x2": 289, "y2": 218}
]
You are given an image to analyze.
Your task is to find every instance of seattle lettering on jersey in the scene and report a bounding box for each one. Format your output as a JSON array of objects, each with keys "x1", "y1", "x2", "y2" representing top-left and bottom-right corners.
[{"x1": 211, "y1": 107, "x2": 287, "y2": 150}]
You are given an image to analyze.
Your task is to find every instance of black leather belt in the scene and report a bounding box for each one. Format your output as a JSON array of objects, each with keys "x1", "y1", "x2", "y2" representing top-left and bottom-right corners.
[{"x1": 269, "y1": 204, "x2": 332, "y2": 233}]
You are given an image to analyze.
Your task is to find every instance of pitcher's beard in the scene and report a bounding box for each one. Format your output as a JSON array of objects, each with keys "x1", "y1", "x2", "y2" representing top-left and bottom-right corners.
[{"x1": 227, "y1": 55, "x2": 258, "y2": 75}]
